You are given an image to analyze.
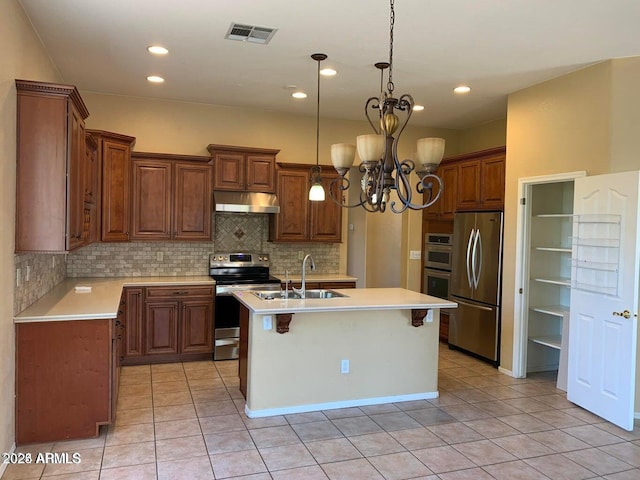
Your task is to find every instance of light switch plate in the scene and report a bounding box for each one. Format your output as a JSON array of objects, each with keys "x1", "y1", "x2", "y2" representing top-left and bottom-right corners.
[
  {"x1": 263, "y1": 315, "x2": 273, "y2": 330},
  {"x1": 410, "y1": 250, "x2": 421, "y2": 260}
]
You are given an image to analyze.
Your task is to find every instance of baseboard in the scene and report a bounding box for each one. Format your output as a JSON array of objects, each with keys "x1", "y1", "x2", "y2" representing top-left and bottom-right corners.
[
  {"x1": 498, "y1": 366, "x2": 514, "y2": 377},
  {"x1": 245, "y1": 391, "x2": 439, "y2": 418},
  {"x1": 0, "y1": 442, "x2": 16, "y2": 477}
]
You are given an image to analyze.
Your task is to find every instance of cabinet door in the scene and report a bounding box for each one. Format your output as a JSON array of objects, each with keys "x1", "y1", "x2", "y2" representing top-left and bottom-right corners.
[
  {"x1": 213, "y1": 153, "x2": 245, "y2": 190},
  {"x1": 480, "y1": 155, "x2": 505, "y2": 209},
  {"x1": 310, "y1": 172, "x2": 342, "y2": 242},
  {"x1": 440, "y1": 163, "x2": 458, "y2": 220},
  {"x1": 180, "y1": 298, "x2": 214, "y2": 354},
  {"x1": 131, "y1": 159, "x2": 172, "y2": 240},
  {"x1": 456, "y1": 159, "x2": 481, "y2": 211},
  {"x1": 174, "y1": 163, "x2": 212, "y2": 240},
  {"x1": 102, "y1": 139, "x2": 132, "y2": 241},
  {"x1": 123, "y1": 288, "x2": 144, "y2": 358},
  {"x1": 422, "y1": 165, "x2": 443, "y2": 220},
  {"x1": 271, "y1": 169, "x2": 310, "y2": 241},
  {"x1": 145, "y1": 302, "x2": 179, "y2": 355},
  {"x1": 246, "y1": 155, "x2": 276, "y2": 193},
  {"x1": 67, "y1": 103, "x2": 86, "y2": 251},
  {"x1": 84, "y1": 137, "x2": 100, "y2": 243}
]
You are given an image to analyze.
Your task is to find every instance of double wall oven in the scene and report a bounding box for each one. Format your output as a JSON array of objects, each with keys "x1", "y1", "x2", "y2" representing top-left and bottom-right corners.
[
  {"x1": 423, "y1": 233, "x2": 453, "y2": 301},
  {"x1": 209, "y1": 252, "x2": 281, "y2": 360}
]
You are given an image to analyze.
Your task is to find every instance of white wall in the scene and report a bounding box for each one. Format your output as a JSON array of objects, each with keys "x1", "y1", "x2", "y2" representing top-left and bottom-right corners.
[{"x1": 0, "y1": 0, "x2": 62, "y2": 460}]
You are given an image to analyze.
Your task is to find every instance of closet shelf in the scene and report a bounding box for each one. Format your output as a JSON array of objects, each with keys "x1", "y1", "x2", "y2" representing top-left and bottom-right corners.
[
  {"x1": 534, "y1": 276, "x2": 571, "y2": 286},
  {"x1": 530, "y1": 336, "x2": 562, "y2": 350},
  {"x1": 530, "y1": 305, "x2": 569, "y2": 317}
]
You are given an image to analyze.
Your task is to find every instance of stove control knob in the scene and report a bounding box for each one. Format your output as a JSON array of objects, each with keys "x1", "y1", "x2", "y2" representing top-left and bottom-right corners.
[{"x1": 218, "y1": 256, "x2": 223, "y2": 261}]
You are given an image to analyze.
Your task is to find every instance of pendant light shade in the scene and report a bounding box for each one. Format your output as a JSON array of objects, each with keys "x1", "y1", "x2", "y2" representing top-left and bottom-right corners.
[{"x1": 309, "y1": 53, "x2": 327, "y2": 201}]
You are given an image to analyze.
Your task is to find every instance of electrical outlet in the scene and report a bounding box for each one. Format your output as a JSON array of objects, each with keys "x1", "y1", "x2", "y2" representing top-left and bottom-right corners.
[
  {"x1": 409, "y1": 250, "x2": 421, "y2": 260},
  {"x1": 25, "y1": 265, "x2": 30, "y2": 282},
  {"x1": 340, "y1": 359, "x2": 350, "y2": 374},
  {"x1": 298, "y1": 251, "x2": 304, "y2": 260},
  {"x1": 16, "y1": 268, "x2": 21, "y2": 287},
  {"x1": 263, "y1": 315, "x2": 273, "y2": 330},
  {"x1": 157, "y1": 251, "x2": 163, "y2": 262},
  {"x1": 426, "y1": 310, "x2": 434, "y2": 323}
]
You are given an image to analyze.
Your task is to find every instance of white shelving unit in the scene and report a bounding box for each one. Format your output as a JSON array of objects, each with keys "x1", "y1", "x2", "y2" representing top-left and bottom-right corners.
[{"x1": 526, "y1": 182, "x2": 575, "y2": 375}]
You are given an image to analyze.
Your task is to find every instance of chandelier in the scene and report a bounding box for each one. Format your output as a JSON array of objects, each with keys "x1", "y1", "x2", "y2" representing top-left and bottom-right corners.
[{"x1": 329, "y1": 0, "x2": 445, "y2": 213}]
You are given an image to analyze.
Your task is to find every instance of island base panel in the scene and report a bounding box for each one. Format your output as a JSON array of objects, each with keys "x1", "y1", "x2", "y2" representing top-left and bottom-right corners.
[{"x1": 244, "y1": 309, "x2": 440, "y2": 415}]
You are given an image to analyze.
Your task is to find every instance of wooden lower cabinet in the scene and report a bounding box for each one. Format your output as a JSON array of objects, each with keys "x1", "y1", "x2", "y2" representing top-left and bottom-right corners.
[
  {"x1": 15, "y1": 319, "x2": 115, "y2": 444},
  {"x1": 122, "y1": 285, "x2": 214, "y2": 364},
  {"x1": 439, "y1": 311, "x2": 450, "y2": 343}
]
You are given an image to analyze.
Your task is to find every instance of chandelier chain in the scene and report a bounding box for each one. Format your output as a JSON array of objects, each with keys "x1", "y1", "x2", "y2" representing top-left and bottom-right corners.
[{"x1": 388, "y1": 0, "x2": 395, "y2": 94}]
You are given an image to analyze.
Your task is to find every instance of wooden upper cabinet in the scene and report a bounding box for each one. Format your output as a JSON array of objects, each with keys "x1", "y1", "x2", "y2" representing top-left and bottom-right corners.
[
  {"x1": 131, "y1": 152, "x2": 212, "y2": 241},
  {"x1": 451, "y1": 146, "x2": 506, "y2": 212},
  {"x1": 87, "y1": 130, "x2": 136, "y2": 242},
  {"x1": 207, "y1": 144, "x2": 279, "y2": 193},
  {"x1": 270, "y1": 164, "x2": 342, "y2": 243},
  {"x1": 15, "y1": 79, "x2": 90, "y2": 253},
  {"x1": 456, "y1": 159, "x2": 482, "y2": 211},
  {"x1": 132, "y1": 159, "x2": 172, "y2": 240},
  {"x1": 270, "y1": 167, "x2": 309, "y2": 242},
  {"x1": 310, "y1": 171, "x2": 342, "y2": 242}
]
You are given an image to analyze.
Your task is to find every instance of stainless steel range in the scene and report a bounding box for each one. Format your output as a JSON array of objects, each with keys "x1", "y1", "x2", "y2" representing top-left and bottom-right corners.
[{"x1": 210, "y1": 252, "x2": 281, "y2": 360}]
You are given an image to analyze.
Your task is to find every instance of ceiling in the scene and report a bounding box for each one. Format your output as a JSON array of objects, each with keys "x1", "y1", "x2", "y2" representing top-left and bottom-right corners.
[{"x1": 19, "y1": 0, "x2": 640, "y2": 130}]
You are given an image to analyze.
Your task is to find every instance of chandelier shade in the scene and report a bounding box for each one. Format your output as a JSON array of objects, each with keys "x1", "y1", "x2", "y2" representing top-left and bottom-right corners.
[{"x1": 330, "y1": 143, "x2": 356, "y2": 171}]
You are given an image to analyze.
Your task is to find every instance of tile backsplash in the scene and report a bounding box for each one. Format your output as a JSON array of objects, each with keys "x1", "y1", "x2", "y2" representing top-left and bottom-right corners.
[
  {"x1": 14, "y1": 253, "x2": 66, "y2": 315},
  {"x1": 16, "y1": 213, "x2": 340, "y2": 314},
  {"x1": 66, "y1": 213, "x2": 340, "y2": 278}
]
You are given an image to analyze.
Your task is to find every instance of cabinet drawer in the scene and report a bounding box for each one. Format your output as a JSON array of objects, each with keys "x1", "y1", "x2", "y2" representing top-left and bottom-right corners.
[{"x1": 145, "y1": 285, "x2": 214, "y2": 299}]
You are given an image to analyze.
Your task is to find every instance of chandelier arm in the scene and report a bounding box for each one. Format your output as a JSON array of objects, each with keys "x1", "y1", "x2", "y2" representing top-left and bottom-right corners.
[
  {"x1": 365, "y1": 96, "x2": 382, "y2": 134},
  {"x1": 395, "y1": 174, "x2": 444, "y2": 211},
  {"x1": 327, "y1": 176, "x2": 373, "y2": 209}
]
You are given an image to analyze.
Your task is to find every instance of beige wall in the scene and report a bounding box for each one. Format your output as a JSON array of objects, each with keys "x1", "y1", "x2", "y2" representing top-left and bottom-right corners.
[
  {"x1": 0, "y1": 0, "x2": 62, "y2": 459},
  {"x1": 459, "y1": 118, "x2": 507, "y2": 154},
  {"x1": 610, "y1": 57, "x2": 640, "y2": 172}
]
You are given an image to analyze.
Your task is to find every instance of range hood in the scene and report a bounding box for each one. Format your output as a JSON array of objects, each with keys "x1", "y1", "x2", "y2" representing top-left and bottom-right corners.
[{"x1": 213, "y1": 191, "x2": 280, "y2": 214}]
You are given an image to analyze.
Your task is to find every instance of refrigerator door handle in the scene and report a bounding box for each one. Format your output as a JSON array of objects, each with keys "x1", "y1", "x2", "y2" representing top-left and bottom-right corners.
[
  {"x1": 453, "y1": 298, "x2": 494, "y2": 312},
  {"x1": 474, "y1": 229, "x2": 482, "y2": 289},
  {"x1": 466, "y1": 228, "x2": 475, "y2": 288}
]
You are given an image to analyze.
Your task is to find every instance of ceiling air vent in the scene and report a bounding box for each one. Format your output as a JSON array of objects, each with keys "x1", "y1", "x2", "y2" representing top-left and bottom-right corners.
[{"x1": 225, "y1": 23, "x2": 277, "y2": 45}]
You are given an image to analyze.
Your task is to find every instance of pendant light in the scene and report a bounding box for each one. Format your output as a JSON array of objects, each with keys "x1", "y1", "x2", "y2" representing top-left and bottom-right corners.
[{"x1": 308, "y1": 53, "x2": 327, "y2": 201}]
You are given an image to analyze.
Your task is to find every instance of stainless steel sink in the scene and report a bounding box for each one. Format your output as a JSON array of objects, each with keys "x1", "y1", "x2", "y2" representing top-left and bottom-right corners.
[
  {"x1": 251, "y1": 290, "x2": 285, "y2": 301},
  {"x1": 293, "y1": 289, "x2": 349, "y2": 299},
  {"x1": 250, "y1": 289, "x2": 349, "y2": 300}
]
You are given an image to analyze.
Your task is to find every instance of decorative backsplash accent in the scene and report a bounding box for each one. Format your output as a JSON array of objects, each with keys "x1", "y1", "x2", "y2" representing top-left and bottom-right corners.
[{"x1": 14, "y1": 253, "x2": 66, "y2": 315}]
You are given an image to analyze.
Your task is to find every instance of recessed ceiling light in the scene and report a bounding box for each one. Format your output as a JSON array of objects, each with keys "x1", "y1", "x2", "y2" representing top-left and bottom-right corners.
[
  {"x1": 147, "y1": 45, "x2": 168, "y2": 55},
  {"x1": 413, "y1": 105, "x2": 425, "y2": 111},
  {"x1": 454, "y1": 85, "x2": 471, "y2": 94},
  {"x1": 146, "y1": 75, "x2": 165, "y2": 83},
  {"x1": 320, "y1": 68, "x2": 337, "y2": 76},
  {"x1": 292, "y1": 91, "x2": 307, "y2": 99}
]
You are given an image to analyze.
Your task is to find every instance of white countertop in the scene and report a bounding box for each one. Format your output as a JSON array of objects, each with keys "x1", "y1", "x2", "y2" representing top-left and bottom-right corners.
[
  {"x1": 233, "y1": 287, "x2": 457, "y2": 315},
  {"x1": 14, "y1": 276, "x2": 215, "y2": 323}
]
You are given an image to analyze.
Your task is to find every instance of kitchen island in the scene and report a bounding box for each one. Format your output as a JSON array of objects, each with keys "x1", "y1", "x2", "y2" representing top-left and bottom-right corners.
[{"x1": 233, "y1": 288, "x2": 456, "y2": 418}]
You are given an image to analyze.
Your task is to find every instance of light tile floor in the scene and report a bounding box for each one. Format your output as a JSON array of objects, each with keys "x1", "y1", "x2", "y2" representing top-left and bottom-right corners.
[{"x1": 3, "y1": 345, "x2": 640, "y2": 479}]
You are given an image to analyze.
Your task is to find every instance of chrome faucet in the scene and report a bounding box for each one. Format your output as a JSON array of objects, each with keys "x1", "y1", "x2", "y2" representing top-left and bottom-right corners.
[
  {"x1": 292, "y1": 254, "x2": 316, "y2": 299},
  {"x1": 283, "y1": 270, "x2": 290, "y2": 299}
]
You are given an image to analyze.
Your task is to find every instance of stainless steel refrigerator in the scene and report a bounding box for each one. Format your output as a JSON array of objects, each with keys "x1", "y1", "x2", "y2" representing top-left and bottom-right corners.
[{"x1": 449, "y1": 211, "x2": 503, "y2": 365}]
